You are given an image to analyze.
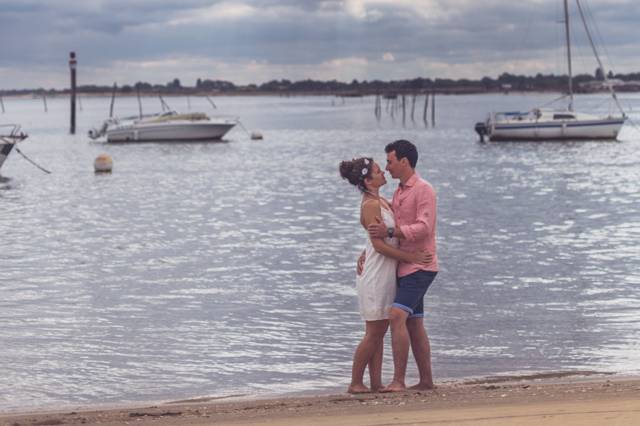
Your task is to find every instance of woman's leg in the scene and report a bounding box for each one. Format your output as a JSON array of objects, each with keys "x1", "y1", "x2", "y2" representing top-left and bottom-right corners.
[
  {"x1": 367, "y1": 320, "x2": 389, "y2": 391},
  {"x1": 349, "y1": 319, "x2": 389, "y2": 393}
]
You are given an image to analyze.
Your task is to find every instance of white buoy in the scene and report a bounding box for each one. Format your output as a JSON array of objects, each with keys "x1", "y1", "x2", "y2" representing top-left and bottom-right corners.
[
  {"x1": 94, "y1": 153, "x2": 113, "y2": 173},
  {"x1": 250, "y1": 131, "x2": 263, "y2": 140}
]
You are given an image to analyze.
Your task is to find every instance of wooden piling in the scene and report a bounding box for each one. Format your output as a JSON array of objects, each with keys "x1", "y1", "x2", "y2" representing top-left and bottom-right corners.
[
  {"x1": 136, "y1": 87, "x2": 143, "y2": 119},
  {"x1": 0, "y1": 95, "x2": 4, "y2": 113},
  {"x1": 431, "y1": 90, "x2": 436, "y2": 126},
  {"x1": 109, "y1": 83, "x2": 117, "y2": 118},
  {"x1": 69, "y1": 52, "x2": 77, "y2": 134},
  {"x1": 402, "y1": 95, "x2": 406, "y2": 125},
  {"x1": 411, "y1": 94, "x2": 416, "y2": 122},
  {"x1": 423, "y1": 93, "x2": 429, "y2": 125},
  {"x1": 43, "y1": 94, "x2": 48, "y2": 113}
]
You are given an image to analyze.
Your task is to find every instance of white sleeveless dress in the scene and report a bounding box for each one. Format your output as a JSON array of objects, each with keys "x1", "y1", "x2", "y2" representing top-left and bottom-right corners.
[{"x1": 355, "y1": 204, "x2": 399, "y2": 321}]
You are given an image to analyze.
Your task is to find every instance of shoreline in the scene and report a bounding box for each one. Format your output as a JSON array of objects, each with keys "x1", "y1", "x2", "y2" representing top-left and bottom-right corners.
[
  {"x1": 2, "y1": 372, "x2": 639, "y2": 425},
  {"x1": 0, "y1": 89, "x2": 627, "y2": 101}
]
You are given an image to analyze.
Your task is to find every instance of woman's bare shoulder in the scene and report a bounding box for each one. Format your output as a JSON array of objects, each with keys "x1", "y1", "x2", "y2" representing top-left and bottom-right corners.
[{"x1": 361, "y1": 198, "x2": 381, "y2": 210}]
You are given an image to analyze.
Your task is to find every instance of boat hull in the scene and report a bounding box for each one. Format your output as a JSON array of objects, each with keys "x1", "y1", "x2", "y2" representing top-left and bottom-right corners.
[
  {"x1": 488, "y1": 119, "x2": 625, "y2": 141},
  {"x1": 0, "y1": 142, "x2": 15, "y2": 170},
  {"x1": 106, "y1": 122, "x2": 235, "y2": 143}
]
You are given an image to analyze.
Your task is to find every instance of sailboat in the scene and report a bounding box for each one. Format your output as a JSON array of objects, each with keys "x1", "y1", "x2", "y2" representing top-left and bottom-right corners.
[
  {"x1": 475, "y1": 0, "x2": 626, "y2": 142},
  {"x1": 0, "y1": 124, "x2": 28, "y2": 172}
]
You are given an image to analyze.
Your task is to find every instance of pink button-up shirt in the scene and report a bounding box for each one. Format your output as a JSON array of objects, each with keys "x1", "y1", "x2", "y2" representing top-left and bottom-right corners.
[{"x1": 392, "y1": 173, "x2": 438, "y2": 277}]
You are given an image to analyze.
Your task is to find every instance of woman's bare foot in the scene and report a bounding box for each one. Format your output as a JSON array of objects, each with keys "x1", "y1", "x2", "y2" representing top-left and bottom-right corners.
[
  {"x1": 409, "y1": 382, "x2": 435, "y2": 391},
  {"x1": 380, "y1": 381, "x2": 406, "y2": 393},
  {"x1": 347, "y1": 384, "x2": 371, "y2": 394}
]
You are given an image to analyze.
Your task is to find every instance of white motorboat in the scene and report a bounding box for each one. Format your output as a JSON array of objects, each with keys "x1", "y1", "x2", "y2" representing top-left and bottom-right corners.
[
  {"x1": 89, "y1": 111, "x2": 237, "y2": 143},
  {"x1": 0, "y1": 124, "x2": 28, "y2": 172},
  {"x1": 475, "y1": 0, "x2": 626, "y2": 142}
]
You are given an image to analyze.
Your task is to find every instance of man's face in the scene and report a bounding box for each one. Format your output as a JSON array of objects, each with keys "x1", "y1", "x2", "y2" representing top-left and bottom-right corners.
[{"x1": 385, "y1": 151, "x2": 403, "y2": 179}]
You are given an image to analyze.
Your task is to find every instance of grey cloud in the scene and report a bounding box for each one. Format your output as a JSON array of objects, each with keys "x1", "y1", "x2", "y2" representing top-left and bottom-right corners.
[{"x1": 1, "y1": 0, "x2": 639, "y2": 87}]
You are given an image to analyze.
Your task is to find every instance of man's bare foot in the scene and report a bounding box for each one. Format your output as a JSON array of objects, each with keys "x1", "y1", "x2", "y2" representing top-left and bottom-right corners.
[
  {"x1": 380, "y1": 381, "x2": 406, "y2": 393},
  {"x1": 347, "y1": 384, "x2": 370, "y2": 394},
  {"x1": 409, "y1": 382, "x2": 435, "y2": 391}
]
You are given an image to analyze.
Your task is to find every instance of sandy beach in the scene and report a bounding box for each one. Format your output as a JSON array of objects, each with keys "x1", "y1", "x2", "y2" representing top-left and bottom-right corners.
[{"x1": 2, "y1": 374, "x2": 638, "y2": 426}]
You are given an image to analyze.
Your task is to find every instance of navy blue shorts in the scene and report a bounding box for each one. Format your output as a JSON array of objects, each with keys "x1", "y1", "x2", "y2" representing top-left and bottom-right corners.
[{"x1": 392, "y1": 270, "x2": 437, "y2": 318}]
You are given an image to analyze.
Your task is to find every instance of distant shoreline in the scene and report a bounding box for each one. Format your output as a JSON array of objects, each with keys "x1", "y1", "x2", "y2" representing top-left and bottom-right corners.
[
  {"x1": 4, "y1": 70, "x2": 640, "y2": 98},
  {"x1": 0, "y1": 88, "x2": 632, "y2": 100}
]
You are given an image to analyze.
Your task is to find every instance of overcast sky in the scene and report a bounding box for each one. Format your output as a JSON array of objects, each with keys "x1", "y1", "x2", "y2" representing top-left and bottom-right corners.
[{"x1": 1, "y1": 0, "x2": 638, "y2": 89}]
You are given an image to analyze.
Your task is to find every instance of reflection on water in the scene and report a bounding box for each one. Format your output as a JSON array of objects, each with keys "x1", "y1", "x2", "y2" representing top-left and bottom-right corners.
[{"x1": 1, "y1": 94, "x2": 640, "y2": 411}]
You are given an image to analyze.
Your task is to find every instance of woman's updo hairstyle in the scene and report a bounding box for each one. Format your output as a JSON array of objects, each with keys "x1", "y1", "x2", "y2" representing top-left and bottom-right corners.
[{"x1": 339, "y1": 157, "x2": 373, "y2": 192}]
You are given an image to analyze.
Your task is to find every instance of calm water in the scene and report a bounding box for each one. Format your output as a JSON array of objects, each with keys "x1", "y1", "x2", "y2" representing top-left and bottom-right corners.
[{"x1": 1, "y1": 94, "x2": 639, "y2": 412}]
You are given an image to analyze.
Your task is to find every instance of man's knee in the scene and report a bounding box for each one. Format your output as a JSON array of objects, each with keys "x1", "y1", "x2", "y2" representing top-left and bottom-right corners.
[{"x1": 388, "y1": 307, "x2": 409, "y2": 325}]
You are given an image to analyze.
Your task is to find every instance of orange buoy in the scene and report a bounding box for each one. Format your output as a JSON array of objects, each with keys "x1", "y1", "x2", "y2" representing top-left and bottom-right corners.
[{"x1": 94, "y1": 153, "x2": 113, "y2": 173}]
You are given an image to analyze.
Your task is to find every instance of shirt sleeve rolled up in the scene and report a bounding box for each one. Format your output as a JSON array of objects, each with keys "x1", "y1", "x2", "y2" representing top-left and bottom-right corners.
[{"x1": 398, "y1": 186, "x2": 433, "y2": 242}]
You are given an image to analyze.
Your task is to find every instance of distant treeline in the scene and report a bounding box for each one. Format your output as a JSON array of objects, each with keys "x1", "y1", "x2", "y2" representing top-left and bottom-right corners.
[{"x1": 4, "y1": 71, "x2": 640, "y2": 96}]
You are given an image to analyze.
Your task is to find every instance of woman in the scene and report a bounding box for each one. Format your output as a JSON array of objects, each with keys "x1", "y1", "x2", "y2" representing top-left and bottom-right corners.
[{"x1": 339, "y1": 157, "x2": 432, "y2": 393}]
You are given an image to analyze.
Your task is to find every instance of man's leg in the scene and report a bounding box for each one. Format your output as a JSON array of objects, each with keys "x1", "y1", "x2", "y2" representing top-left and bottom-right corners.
[
  {"x1": 385, "y1": 306, "x2": 410, "y2": 391},
  {"x1": 407, "y1": 317, "x2": 434, "y2": 389},
  {"x1": 406, "y1": 272, "x2": 437, "y2": 390}
]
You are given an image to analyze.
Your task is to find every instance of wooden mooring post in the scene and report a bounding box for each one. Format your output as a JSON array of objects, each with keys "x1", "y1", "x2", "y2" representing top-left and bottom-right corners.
[
  {"x1": 69, "y1": 51, "x2": 77, "y2": 134},
  {"x1": 402, "y1": 95, "x2": 406, "y2": 125},
  {"x1": 431, "y1": 90, "x2": 436, "y2": 126},
  {"x1": 411, "y1": 94, "x2": 416, "y2": 122},
  {"x1": 0, "y1": 95, "x2": 4, "y2": 113},
  {"x1": 109, "y1": 83, "x2": 117, "y2": 118},
  {"x1": 374, "y1": 94, "x2": 382, "y2": 120},
  {"x1": 136, "y1": 87, "x2": 143, "y2": 119},
  {"x1": 423, "y1": 93, "x2": 429, "y2": 125}
]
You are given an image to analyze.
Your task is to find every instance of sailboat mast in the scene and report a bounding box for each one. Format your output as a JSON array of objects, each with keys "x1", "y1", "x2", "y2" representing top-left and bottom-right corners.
[
  {"x1": 563, "y1": 0, "x2": 574, "y2": 111},
  {"x1": 575, "y1": 0, "x2": 626, "y2": 117}
]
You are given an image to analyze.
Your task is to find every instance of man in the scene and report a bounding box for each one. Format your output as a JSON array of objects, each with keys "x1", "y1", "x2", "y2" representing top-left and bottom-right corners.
[{"x1": 359, "y1": 139, "x2": 438, "y2": 392}]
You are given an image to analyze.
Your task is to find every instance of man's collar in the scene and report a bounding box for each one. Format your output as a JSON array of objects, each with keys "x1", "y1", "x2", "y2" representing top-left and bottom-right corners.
[{"x1": 400, "y1": 172, "x2": 419, "y2": 188}]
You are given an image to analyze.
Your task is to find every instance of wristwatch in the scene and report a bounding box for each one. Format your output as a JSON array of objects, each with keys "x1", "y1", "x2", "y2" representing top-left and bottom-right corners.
[{"x1": 386, "y1": 227, "x2": 394, "y2": 238}]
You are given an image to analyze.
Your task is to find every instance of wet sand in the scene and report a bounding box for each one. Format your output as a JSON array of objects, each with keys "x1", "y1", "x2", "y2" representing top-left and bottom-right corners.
[{"x1": 1, "y1": 375, "x2": 639, "y2": 426}]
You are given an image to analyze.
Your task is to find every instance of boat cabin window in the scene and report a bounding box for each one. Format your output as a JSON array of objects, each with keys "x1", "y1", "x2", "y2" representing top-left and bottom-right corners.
[{"x1": 553, "y1": 113, "x2": 575, "y2": 120}]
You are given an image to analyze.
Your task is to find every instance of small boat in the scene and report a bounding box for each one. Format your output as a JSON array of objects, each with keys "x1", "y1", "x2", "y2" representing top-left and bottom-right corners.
[
  {"x1": 0, "y1": 124, "x2": 28, "y2": 172},
  {"x1": 89, "y1": 111, "x2": 237, "y2": 143},
  {"x1": 475, "y1": 0, "x2": 626, "y2": 142}
]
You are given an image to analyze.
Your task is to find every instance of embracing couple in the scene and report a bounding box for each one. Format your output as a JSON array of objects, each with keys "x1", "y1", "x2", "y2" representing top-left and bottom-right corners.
[{"x1": 339, "y1": 139, "x2": 438, "y2": 393}]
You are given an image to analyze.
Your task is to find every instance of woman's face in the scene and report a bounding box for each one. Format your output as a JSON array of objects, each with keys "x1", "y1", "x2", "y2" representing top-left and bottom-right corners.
[{"x1": 365, "y1": 162, "x2": 386, "y2": 189}]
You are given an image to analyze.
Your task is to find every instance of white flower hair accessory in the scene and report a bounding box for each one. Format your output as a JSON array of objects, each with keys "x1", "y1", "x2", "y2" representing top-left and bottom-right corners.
[
  {"x1": 360, "y1": 158, "x2": 371, "y2": 179},
  {"x1": 360, "y1": 158, "x2": 370, "y2": 178}
]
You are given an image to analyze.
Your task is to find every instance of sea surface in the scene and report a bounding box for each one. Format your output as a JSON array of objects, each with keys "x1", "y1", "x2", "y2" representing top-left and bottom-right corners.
[{"x1": 1, "y1": 93, "x2": 639, "y2": 412}]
